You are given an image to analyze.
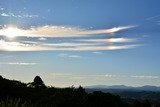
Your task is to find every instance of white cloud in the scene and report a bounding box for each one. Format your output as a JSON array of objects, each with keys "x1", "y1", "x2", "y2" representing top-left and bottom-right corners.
[
  {"x1": 58, "y1": 53, "x2": 81, "y2": 58},
  {"x1": 92, "y1": 51, "x2": 103, "y2": 54},
  {"x1": 0, "y1": 25, "x2": 136, "y2": 38},
  {"x1": 48, "y1": 73, "x2": 160, "y2": 83},
  {"x1": 0, "y1": 62, "x2": 37, "y2": 65},
  {"x1": 68, "y1": 55, "x2": 81, "y2": 58},
  {"x1": 72, "y1": 44, "x2": 139, "y2": 51},
  {"x1": 81, "y1": 38, "x2": 136, "y2": 43},
  {"x1": 105, "y1": 74, "x2": 116, "y2": 78},
  {"x1": 50, "y1": 73, "x2": 72, "y2": 76},
  {"x1": 131, "y1": 75, "x2": 159, "y2": 79},
  {"x1": 1, "y1": 13, "x2": 9, "y2": 17},
  {"x1": 49, "y1": 73, "x2": 109, "y2": 80},
  {"x1": 105, "y1": 26, "x2": 136, "y2": 33},
  {"x1": 38, "y1": 37, "x2": 47, "y2": 41},
  {"x1": 0, "y1": 24, "x2": 140, "y2": 52},
  {"x1": 0, "y1": 39, "x2": 140, "y2": 51},
  {"x1": 68, "y1": 74, "x2": 117, "y2": 80},
  {"x1": 0, "y1": 40, "x2": 52, "y2": 51},
  {"x1": 57, "y1": 53, "x2": 68, "y2": 57},
  {"x1": 0, "y1": 12, "x2": 38, "y2": 18},
  {"x1": 44, "y1": 42, "x2": 102, "y2": 47},
  {"x1": 78, "y1": 25, "x2": 135, "y2": 35}
]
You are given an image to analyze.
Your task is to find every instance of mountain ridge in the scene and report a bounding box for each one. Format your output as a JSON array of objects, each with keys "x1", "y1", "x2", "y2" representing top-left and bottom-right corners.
[{"x1": 85, "y1": 85, "x2": 160, "y2": 91}]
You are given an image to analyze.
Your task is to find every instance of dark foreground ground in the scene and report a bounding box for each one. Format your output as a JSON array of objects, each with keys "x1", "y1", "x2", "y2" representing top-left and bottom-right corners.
[{"x1": 0, "y1": 75, "x2": 159, "y2": 107}]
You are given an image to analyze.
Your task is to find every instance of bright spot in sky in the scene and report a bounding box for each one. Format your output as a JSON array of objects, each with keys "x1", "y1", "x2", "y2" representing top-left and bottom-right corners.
[{"x1": 0, "y1": 26, "x2": 24, "y2": 38}]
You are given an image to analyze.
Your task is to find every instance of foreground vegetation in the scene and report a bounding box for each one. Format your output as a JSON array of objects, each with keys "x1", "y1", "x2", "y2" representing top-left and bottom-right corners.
[{"x1": 0, "y1": 75, "x2": 156, "y2": 107}]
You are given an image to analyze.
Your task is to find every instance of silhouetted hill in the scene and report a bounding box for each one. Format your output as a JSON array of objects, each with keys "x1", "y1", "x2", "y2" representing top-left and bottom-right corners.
[{"x1": 0, "y1": 75, "x2": 133, "y2": 107}]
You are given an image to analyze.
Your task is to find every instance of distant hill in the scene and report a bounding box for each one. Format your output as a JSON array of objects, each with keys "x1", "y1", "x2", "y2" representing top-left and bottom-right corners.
[
  {"x1": 85, "y1": 85, "x2": 160, "y2": 106},
  {"x1": 85, "y1": 85, "x2": 160, "y2": 91}
]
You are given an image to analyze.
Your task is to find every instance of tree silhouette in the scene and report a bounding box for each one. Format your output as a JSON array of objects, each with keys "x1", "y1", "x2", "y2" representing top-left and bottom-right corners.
[{"x1": 29, "y1": 76, "x2": 46, "y2": 89}]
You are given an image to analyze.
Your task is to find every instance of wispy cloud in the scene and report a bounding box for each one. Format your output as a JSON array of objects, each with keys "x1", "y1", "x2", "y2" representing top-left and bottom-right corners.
[
  {"x1": 0, "y1": 62, "x2": 37, "y2": 65},
  {"x1": 50, "y1": 73, "x2": 72, "y2": 78},
  {"x1": 146, "y1": 15, "x2": 160, "y2": 25},
  {"x1": 81, "y1": 38, "x2": 136, "y2": 43},
  {"x1": 105, "y1": 26, "x2": 135, "y2": 34},
  {"x1": 58, "y1": 53, "x2": 81, "y2": 58},
  {"x1": 131, "y1": 75, "x2": 159, "y2": 79},
  {"x1": 72, "y1": 44, "x2": 140, "y2": 51},
  {"x1": 0, "y1": 24, "x2": 140, "y2": 51},
  {"x1": 58, "y1": 53, "x2": 68, "y2": 57},
  {"x1": 0, "y1": 39, "x2": 140, "y2": 51},
  {"x1": 43, "y1": 42, "x2": 102, "y2": 47},
  {"x1": 38, "y1": 37, "x2": 47, "y2": 41},
  {"x1": 92, "y1": 51, "x2": 103, "y2": 54},
  {"x1": 49, "y1": 73, "x2": 108, "y2": 80},
  {"x1": 0, "y1": 12, "x2": 38, "y2": 18},
  {"x1": 0, "y1": 25, "x2": 136, "y2": 38},
  {"x1": 68, "y1": 55, "x2": 81, "y2": 58},
  {"x1": 48, "y1": 73, "x2": 159, "y2": 81},
  {"x1": 146, "y1": 15, "x2": 160, "y2": 21},
  {"x1": 105, "y1": 74, "x2": 117, "y2": 78},
  {"x1": 0, "y1": 39, "x2": 52, "y2": 51}
]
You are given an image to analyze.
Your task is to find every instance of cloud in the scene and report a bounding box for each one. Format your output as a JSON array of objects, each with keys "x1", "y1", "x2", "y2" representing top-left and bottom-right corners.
[
  {"x1": 0, "y1": 39, "x2": 55, "y2": 51},
  {"x1": 58, "y1": 53, "x2": 81, "y2": 58},
  {"x1": 78, "y1": 25, "x2": 135, "y2": 35},
  {"x1": 146, "y1": 15, "x2": 160, "y2": 21},
  {"x1": 0, "y1": 24, "x2": 140, "y2": 52},
  {"x1": 105, "y1": 74, "x2": 116, "y2": 78},
  {"x1": 38, "y1": 37, "x2": 47, "y2": 41},
  {"x1": 1, "y1": 13, "x2": 9, "y2": 17},
  {"x1": 105, "y1": 26, "x2": 136, "y2": 34},
  {"x1": 131, "y1": 75, "x2": 159, "y2": 79},
  {"x1": 0, "y1": 39, "x2": 140, "y2": 51},
  {"x1": 50, "y1": 73, "x2": 72, "y2": 78},
  {"x1": 0, "y1": 12, "x2": 38, "y2": 18},
  {"x1": 48, "y1": 73, "x2": 160, "y2": 82},
  {"x1": 48, "y1": 73, "x2": 119, "y2": 80},
  {"x1": 81, "y1": 38, "x2": 136, "y2": 43},
  {"x1": 49, "y1": 73, "x2": 106, "y2": 80},
  {"x1": 0, "y1": 62, "x2": 37, "y2": 65},
  {"x1": 92, "y1": 51, "x2": 103, "y2": 54},
  {"x1": 43, "y1": 42, "x2": 102, "y2": 47},
  {"x1": 58, "y1": 53, "x2": 68, "y2": 57},
  {"x1": 72, "y1": 44, "x2": 140, "y2": 51},
  {"x1": 0, "y1": 25, "x2": 136, "y2": 38},
  {"x1": 68, "y1": 55, "x2": 81, "y2": 58}
]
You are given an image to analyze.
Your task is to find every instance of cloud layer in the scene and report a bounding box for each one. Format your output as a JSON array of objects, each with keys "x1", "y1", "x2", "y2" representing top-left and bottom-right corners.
[
  {"x1": 0, "y1": 39, "x2": 139, "y2": 51},
  {"x1": 0, "y1": 62, "x2": 37, "y2": 65},
  {"x1": 0, "y1": 12, "x2": 38, "y2": 18},
  {"x1": 49, "y1": 73, "x2": 159, "y2": 80},
  {"x1": 0, "y1": 25, "x2": 135, "y2": 38},
  {"x1": 0, "y1": 25, "x2": 140, "y2": 51}
]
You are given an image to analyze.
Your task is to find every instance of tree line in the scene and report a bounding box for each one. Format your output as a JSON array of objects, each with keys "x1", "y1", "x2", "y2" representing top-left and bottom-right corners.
[{"x1": 0, "y1": 75, "x2": 155, "y2": 107}]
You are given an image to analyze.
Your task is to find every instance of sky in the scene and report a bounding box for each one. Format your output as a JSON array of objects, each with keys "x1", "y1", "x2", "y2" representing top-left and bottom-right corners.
[{"x1": 0, "y1": 0, "x2": 160, "y2": 87}]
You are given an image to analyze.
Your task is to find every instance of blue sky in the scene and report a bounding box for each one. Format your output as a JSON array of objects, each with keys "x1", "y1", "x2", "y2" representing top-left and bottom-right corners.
[{"x1": 0, "y1": 0, "x2": 160, "y2": 87}]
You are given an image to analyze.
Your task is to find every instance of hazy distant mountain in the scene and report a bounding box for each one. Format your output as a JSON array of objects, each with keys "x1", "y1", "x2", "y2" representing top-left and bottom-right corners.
[{"x1": 85, "y1": 85, "x2": 160, "y2": 91}]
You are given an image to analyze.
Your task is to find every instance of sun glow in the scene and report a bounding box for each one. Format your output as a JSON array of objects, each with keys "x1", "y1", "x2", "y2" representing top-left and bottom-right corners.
[{"x1": 0, "y1": 26, "x2": 24, "y2": 38}]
